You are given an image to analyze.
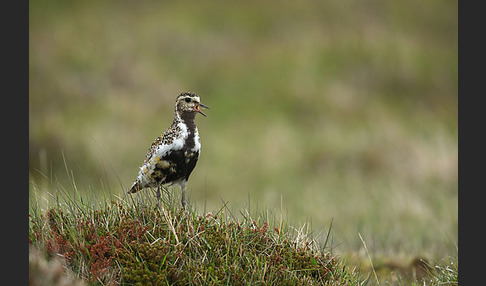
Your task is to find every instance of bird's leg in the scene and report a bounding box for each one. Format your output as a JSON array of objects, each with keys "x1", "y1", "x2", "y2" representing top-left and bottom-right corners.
[{"x1": 156, "y1": 185, "x2": 161, "y2": 204}]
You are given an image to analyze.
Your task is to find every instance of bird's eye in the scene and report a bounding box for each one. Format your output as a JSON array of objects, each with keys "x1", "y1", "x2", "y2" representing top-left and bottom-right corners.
[{"x1": 185, "y1": 98, "x2": 191, "y2": 103}]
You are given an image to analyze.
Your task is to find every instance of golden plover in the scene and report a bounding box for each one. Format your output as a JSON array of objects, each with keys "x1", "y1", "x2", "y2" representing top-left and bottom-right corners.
[{"x1": 128, "y1": 92, "x2": 209, "y2": 209}]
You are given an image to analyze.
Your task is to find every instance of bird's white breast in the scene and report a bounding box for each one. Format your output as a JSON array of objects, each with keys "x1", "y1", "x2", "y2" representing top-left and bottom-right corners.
[{"x1": 193, "y1": 128, "x2": 201, "y2": 152}]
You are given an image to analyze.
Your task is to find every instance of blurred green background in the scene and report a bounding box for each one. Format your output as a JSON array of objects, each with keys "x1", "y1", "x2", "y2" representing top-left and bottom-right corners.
[{"x1": 30, "y1": 0, "x2": 457, "y2": 263}]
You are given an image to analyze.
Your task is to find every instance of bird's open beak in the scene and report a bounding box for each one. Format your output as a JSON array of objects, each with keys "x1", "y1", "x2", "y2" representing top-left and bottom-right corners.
[{"x1": 196, "y1": 103, "x2": 209, "y2": 117}]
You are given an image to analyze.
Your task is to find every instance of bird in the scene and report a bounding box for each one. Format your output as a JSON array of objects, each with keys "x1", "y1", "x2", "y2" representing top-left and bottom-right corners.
[{"x1": 128, "y1": 92, "x2": 209, "y2": 209}]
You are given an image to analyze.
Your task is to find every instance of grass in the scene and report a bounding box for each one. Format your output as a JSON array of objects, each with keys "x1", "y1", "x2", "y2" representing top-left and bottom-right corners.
[
  {"x1": 29, "y1": 184, "x2": 363, "y2": 285},
  {"x1": 29, "y1": 178, "x2": 457, "y2": 285}
]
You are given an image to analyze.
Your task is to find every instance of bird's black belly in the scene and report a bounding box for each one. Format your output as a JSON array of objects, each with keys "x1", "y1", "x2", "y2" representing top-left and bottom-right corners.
[{"x1": 153, "y1": 149, "x2": 199, "y2": 184}]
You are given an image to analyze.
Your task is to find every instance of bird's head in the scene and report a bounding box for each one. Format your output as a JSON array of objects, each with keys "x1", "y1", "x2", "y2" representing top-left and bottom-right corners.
[{"x1": 175, "y1": 92, "x2": 209, "y2": 117}]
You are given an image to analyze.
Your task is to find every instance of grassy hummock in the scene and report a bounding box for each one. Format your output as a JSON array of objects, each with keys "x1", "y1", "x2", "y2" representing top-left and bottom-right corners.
[{"x1": 29, "y1": 190, "x2": 362, "y2": 285}]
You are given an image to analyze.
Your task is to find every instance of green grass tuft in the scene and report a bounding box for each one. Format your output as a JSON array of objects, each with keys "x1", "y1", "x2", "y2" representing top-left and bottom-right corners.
[{"x1": 29, "y1": 190, "x2": 363, "y2": 285}]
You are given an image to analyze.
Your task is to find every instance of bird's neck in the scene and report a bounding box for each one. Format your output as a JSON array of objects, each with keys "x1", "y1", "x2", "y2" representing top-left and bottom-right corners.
[
  {"x1": 174, "y1": 111, "x2": 198, "y2": 150},
  {"x1": 175, "y1": 111, "x2": 197, "y2": 132}
]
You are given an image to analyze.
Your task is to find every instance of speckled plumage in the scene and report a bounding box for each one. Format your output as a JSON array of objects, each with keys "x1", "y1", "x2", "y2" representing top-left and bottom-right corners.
[{"x1": 128, "y1": 92, "x2": 208, "y2": 209}]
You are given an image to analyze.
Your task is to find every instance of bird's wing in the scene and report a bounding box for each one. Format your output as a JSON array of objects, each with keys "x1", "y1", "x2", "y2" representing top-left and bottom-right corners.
[
  {"x1": 135, "y1": 122, "x2": 187, "y2": 189},
  {"x1": 143, "y1": 123, "x2": 184, "y2": 165}
]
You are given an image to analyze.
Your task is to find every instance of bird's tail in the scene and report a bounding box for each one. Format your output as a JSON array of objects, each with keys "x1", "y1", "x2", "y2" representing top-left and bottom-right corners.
[{"x1": 128, "y1": 180, "x2": 141, "y2": 194}]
